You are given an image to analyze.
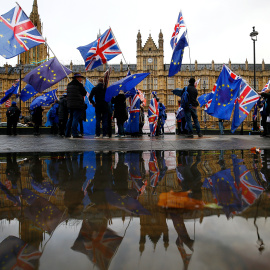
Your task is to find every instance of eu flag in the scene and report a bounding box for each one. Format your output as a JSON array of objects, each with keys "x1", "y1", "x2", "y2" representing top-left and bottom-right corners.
[
  {"x1": 30, "y1": 89, "x2": 57, "y2": 110},
  {"x1": 168, "y1": 31, "x2": 188, "y2": 77},
  {"x1": 0, "y1": 6, "x2": 45, "y2": 59},
  {"x1": 206, "y1": 65, "x2": 242, "y2": 120},
  {"x1": 23, "y1": 58, "x2": 72, "y2": 93},
  {"x1": 20, "y1": 84, "x2": 38, "y2": 102},
  {"x1": 83, "y1": 79, "x2": 96, "y2": 135},
  {"x1": 0, "y1": 81, "x2": 19, "y2": 105}
]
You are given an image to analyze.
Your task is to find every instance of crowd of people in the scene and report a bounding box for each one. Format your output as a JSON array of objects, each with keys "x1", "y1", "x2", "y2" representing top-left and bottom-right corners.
[{"x1": 4, "y1": 75, "x2": 205, "y2": 138}]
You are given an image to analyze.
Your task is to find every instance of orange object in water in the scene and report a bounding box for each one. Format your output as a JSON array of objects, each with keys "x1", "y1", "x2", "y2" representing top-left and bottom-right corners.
[
  {"x1": 250, "y1": 147, "x2": 261, "y2": 154},
  {"x1": 158, "y1": 190, "x2": 204, "y2": 210}
]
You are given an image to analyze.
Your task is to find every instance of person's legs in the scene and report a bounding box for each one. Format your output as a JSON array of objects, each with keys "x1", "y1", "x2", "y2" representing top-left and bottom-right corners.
[
  {"x1": 95, "y1": 112, "x2": 101, "y2": 137},
  {"x1": 191, "y1": 108, "x2": 201, "y2": 135},
  {"x1": 12, "y1": 121, "x2": 17, "y2": 135},
  {"x1": 7, "y1": 119, "x2": 12, "y2": 135},
  {"x1": 65, "y1": 110, "x2": 73, "y2": 137},
  {"x1": 71, "y1": 109, "x2": 81, "y2": 137},
  {"x1": 102, "y1": 112, "x2": 108, "y2": 136},
  {"x1": 184, "y1": 109, "x2": 193, "y2": 134}
]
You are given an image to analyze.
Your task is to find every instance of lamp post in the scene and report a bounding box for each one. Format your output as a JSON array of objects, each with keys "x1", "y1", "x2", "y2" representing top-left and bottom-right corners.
[
  {"x1": 203, "y1": 80, "x2": 207, "y2": 134},
  {"x1": 250, "y1": 26, "x2": 259, "y2": 132}
]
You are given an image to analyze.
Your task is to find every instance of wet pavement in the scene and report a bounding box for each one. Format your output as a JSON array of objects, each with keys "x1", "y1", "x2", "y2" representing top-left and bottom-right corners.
[
  {"x1": 0, "y1": 134, "x2": 270, "y2": 152},
  {"x1": 0, "y1": 136, "x2": 270, "y2": 269}
]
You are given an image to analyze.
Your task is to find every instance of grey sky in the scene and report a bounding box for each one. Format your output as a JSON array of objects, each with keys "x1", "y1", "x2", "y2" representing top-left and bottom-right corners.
[{"x1": 1, "y1": 0, "x2": 269, "y2": 67}]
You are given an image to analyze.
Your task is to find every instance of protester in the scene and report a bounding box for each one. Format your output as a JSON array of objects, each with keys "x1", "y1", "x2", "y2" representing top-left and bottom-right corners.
[
  {"x1": 58, "y1": 93, "x2": 68, "y2": 137},
  {"x1": 89, "y1": 77, "x2": 109, "y2": 138},
  {"x1": 184, "y1": 78, "x2": 203, "y2": 138},
  {"x1": 6, "y1": 101, "x2": 21, "y2": 136},
  {"x1": 259, "y1": 89, "x2": 270, "y2": 136},
  {"x1": 46, "y1": 100, "x2": 59, "y2": 135},
  {"x1": 78, "y1": 103, "x2": 87, "y2": 137},
  {"x1": 148, "y1": 91, "x2": 159, "y2": 137},
  {"x1": 175, "y1": 99, "x2": 187, "y2": 135},
  {"x1": 31, "y1": 106, "x2": 43, "y2": 136},
  {"x1": 218, "y1": 119, "x2": 224, "y2": 135},
  {"x1": 158, "y1": 100, "x2": 166, "y2": 136},
  {"x1": 112, "y1": 90, "x2": 128, "y2": 137},
  {"x1": 139, "y1": 103, "x2": 145, "y2": 136},
  {"x1": 126, "y1": 90, "x2": 141, "y2": 137},
  {"x1": 65, "y1": 73, "x2": 87, "y2": 138},
  {"x1": 107, "y1": 101, "x2": 113, "y2": 138}
]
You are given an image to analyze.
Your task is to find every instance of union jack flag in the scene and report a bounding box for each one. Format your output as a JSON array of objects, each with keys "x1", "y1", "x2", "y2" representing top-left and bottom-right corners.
[
  {"x1": 148, "y1": 97, "x2": 159, "y2": 136},
  {"x1": 137, "y1": 89, "x2": 146, "y2": 106},
  {"x1": 231, "y1": 80, "x2": 259, "y2": 132},
  {"x1": 238, "y1": 165, "x2": 264, "y2": 209},
  {"x1": 261, "y1": 79, "x2": 270, "y2": 93},
  {"x1": 170, "y1": 10, "x2": 186, "y2": 49},
  {"x1": 77, "y1": 28, "x2": 122, "y2": 71},
  {"x1": 149, "y1": 151, "x2": 160, "y2": 188},
  {"x1": 5, "y1": 99, "x2": 11, "y2": 107},
  {"x1": 0, "y1": 5, "x2": 45, "y2": 59}
]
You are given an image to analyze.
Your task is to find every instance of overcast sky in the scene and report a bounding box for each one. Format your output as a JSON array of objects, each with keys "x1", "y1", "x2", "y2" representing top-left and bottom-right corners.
[{"x1": 1, "y1": 0, "x2": 269, "y2": 67}]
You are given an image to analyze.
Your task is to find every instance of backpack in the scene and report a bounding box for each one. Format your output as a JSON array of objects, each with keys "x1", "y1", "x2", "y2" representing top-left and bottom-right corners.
[{"x1": 180, "y1": 86, "x2": 190, "y2": 110}]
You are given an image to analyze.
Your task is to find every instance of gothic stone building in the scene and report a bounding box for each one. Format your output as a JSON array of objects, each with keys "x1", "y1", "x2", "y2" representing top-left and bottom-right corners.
[{"x1": 0, "y1": 0, "x2": 269, "y2": 130}]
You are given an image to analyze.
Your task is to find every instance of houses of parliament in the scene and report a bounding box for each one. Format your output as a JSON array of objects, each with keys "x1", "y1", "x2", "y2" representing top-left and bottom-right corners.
[{"x1": 0, "y1": 0, "x2": 269, "y2": 130}]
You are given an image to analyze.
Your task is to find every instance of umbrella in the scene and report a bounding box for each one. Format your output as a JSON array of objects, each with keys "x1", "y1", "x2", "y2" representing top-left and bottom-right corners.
[
  {"x1": 105, "y1": 72, "x2": 150, "y2": 102},
  {"x1": 172, "y1": 88, "x2": 184, "y2": 97}
]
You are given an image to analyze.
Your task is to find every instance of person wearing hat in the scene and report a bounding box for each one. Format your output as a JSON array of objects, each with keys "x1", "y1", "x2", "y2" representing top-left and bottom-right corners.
[
  {"x1": 65, "y1": 73, "x2": 87, "y2": 138},
  {"x1": 6, "y1": 101, "x2": 21, "y2": 136},
  {"x1": 184, "y1": 77, "x2": 203, "y2": 138}
]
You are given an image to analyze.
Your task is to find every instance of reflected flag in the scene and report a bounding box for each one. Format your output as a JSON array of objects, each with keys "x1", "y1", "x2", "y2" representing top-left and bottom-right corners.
[
  {"x1": 0, "y1": 5, "x2": 45, "y2": 59},
  {"x1": 206, "y1": 65, "x2": 242, "y2": 120},
  {"x1": 83, "y1": 79, "x2": 96, "y2": 135},
  {"x1": 20, "y1": 84, "x2": 38, "y2": 102},
  {"x1": 21, "y1": 188, "x2": 39, "y2": 204},
  {"x1": 231, "y1": 80, "x2": 259, "y2": 133},
  {"x1": 23, "y1": 57, "x2": 72, "y2": 93},
  {"x1": 0, "y1": 80, "x2": 19, "y2": 104},
  {"x1": 30, "y1": 179, "x2": 56, "y2": 196},
  {"x1": 0, "y1": 236, "x2": 41, "y2": 269},
  {"x1": 77, "y1": 28, "x2": 121, "y2": 71},
  {"x1": 168, "y1": 31, "x2": 188, "y2": 77},
  {"x1": 170, "y1": 10, "x2": 186, "y2": 49},
  {"x1": 30, "y1": 89, "x2": 57, "y2": 110},
  {"x1": 231, "y1": 154, "x2": 243, "y2": 186},
  {"x1": 149, "y1": 151, "x2": 160, "y2": 188},
  {"x1": 0, "y1": 181, "x2": 20, "y2": 206}
]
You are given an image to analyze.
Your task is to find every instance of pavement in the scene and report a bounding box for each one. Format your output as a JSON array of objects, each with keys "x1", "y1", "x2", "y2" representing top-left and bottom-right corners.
[{"x1": 0, "y1": 134, "x2": 270, "y2": 153}]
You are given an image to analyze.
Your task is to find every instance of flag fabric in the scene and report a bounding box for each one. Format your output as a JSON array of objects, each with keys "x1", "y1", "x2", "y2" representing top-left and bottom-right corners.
[
  {"x1": 0, "y1": 5, "x2": 45, "y2": 59},
  {"x1": 30, "y1": 89, "x2": 57, "y2": 110},
  {"x1": 83, "y1": 79, "x2": 96, "y2": 135},
  {"x1": 104, "y1": 67, "x2": 111, "y2": 89},
  {"x1": 5, "y1": 99, "x2": 11, "y2": 107},
  {"x1": 105, "y1": 72, "x2": 150, "y2": 102},
  {"x1": 231, "y1": 154, "x2": 244, "y2": 186},
  {"x1": 231, "y1": 80, "x2": 260, "y2": 133},
  {"x1": 149, "y1": 151, "x2": 160, "y2": 188},
  {"x1": 0, "y1": 181, "x2": 20, "y2": 206},
  {"x1": 194, "y1": 78, "x2": 200, "y2": 88},
  {"x1": 125, "y1": 93, "x2": 141, "y2": 134},
  {"x1": 30, "y1": 179, "x2": 56, "y2": 196},
  {"x1": 198, "y1": 93, "x2": 212, "y2": 107},
  {"x1": 137, "y1": 89, "x2": 146, "y2": 106},
  {"x1": 170, "y1": 10, "x2": 186, "y2": 49},
  {"x1": 261, "y1": 79, "x2": 270, "y2": 93},
  {"x1": 206, "y1": 65, "x2": 242, "y2": 120},
  {"x1": 77, "y1": 28, "x2": 121, "y2": 71},
  {"x1": 20, "y1": 84, "x2": 38, "y2": 102},
  {"x1": 0, "y1": 80, "x2": 19, "y2": 104},
  {"x1": 148, "y1": 97, "x2": 159, "y2": 136},
  {"x1": 168, "y1": 31, "x2": 188, "y2": 77},
  {"x1": 0, "y1": 236, "x2": 41, "y2": 270},
  {"x1": 23, "y1": 57, "x2": 72, "y2": 93}
]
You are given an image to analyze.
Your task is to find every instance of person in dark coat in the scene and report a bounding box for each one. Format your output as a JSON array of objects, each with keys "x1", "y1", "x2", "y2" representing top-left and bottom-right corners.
[
  {"x1": 112, "y1": 90, "x2": 127, "y2": 137},
  {"x1": 259, "y1": 90, "x2": 270, "y2": 136},
  {"x1": 31, "y1": 106, "x2": 43, "y2": 136},
  {"x1": 78, "y1": 103, "x2": 87, "y2": 136},
  {"x1": 89, "y1": 77, "x2": 109, "y2": 138},
  {"x1": 184, "y1": 78, "x2": 203, "y2": 138},
  {"x1": 65, "y1": 73, "x2": 87, "y2": 138},
  {"x1": 58, "y1": 93, "x2": 68, "y2": 137},
  {"x1": 6, "y1": 101, "x2": 21, "y2": 135}
]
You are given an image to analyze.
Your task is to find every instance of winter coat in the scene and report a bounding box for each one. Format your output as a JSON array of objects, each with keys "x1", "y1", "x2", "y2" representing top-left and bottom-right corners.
[
  {"x1": 58, "y1": 96, "x2": 68, "y2": 120},
  {"x1": 6, "y1": 105, "x2": 21, "y2": 122},
  {"x1": 112, "y1": 93, "x2": 128, "y2": 122},
  {"x1": 187, "y1": 85, "x2": 199, "y2": 107},
  {"x1": 66, "y1": 79, "x2": 87, "y2": 110},
  {"x1": 89, "y1": 82, "x2": 108, "y2": 113}
]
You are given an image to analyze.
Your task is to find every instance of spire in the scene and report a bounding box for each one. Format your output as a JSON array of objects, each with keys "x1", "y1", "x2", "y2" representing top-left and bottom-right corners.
[{"x1": 29, "y1": 0, "x2": 41, "y2": 32}]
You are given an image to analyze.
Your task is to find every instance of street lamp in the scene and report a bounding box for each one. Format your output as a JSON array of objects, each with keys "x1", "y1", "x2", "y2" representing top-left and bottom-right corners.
[
  {"x1": 203, "y1": 80, "x2": 207, "y2": 134},
  {"x1": 250, "y1": 26, "x2": 259, "y2": 132}
]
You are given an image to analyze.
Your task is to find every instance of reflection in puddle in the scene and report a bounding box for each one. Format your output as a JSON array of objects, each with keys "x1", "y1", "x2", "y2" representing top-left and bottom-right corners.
[{"x1": 0, "y1": 150, "x2": 269, "y2": 269}]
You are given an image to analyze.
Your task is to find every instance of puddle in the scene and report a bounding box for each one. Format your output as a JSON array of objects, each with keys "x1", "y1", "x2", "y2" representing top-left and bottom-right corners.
[{"x1": 0, "y1": 150, "x2": 269, "y2": 269}]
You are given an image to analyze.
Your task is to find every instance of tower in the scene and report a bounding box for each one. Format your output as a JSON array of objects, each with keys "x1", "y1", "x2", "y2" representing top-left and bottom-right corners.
[{"x1": 18, "y1": 0, "x2": 48, "y2": 65}]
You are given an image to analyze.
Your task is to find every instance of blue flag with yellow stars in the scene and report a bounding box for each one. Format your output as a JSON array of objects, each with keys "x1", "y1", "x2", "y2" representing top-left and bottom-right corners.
[
  {"x1": 23, "y1": 57, "x2": 72, "y2": 93},
  {"x1": 30, "y1": 89, "x2": 57, "y2": 110},
  {"x1": 83, "y1": 79, "x2": 96, "y2": 135},
  {"x1": 206, "y1": 65, "x2": 242, "y2": 120},
  {"x1": 168, "y1": 31, "x2": 188, "y2": 77},
  {"x1": 0, "y1": 80, "x2": 19, "y2": 104},
  {"x1": 105, "y1": 72, "x2": 150, "y2": 102},
  {"x1": 20, "y1": 84, "x2": 38, "y2": 102}
]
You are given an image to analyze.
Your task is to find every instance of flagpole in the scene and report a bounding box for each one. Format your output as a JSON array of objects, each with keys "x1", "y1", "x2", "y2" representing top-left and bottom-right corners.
[
  {"x1": 110, "y1": 27, "x2": 129, "y2": 69},
  {"x1": 16, "y1": 2, "x2": 71, "y2": 83},
  {"x1": 185, "y1": 31, "x2": 193, "y2": 77}
]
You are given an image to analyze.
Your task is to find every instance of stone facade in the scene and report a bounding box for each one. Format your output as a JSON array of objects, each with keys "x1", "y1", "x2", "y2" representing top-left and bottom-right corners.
[{"x1": 0, "y1": 0, "x2": 269, "y2": 130}]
